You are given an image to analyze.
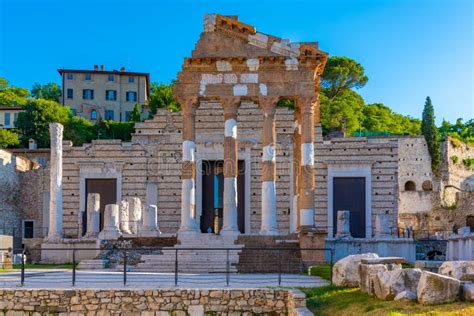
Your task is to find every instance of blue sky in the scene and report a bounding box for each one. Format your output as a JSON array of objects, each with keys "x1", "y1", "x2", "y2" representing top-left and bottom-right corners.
[{"x1": 0, "y1": 0, "x2": 472, "y2": 124}]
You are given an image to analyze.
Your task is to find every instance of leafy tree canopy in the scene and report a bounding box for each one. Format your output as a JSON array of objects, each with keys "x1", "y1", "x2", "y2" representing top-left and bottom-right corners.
[
  {"x1": 0, "y1": 77, "x2": 29, "y2": 107},
  {"x1": 0, "y1": 129, "x2": 19, "y2": 148},
  {"x1": 362, "y1": 103, "x2": 421, "y2": 135},
  {"x1": 320, "y1": 88, "x2": 365, "y2": 135},
  {"x1": 15, "y1": 98, "x2": 70, "y2": 147},
  {"x1": 439, "y1": 118, "x2": 474, "y2": 145},
  {"x1": 321, "y1": 56, "x2": 368, "y2": 99},
  {"x1": 148, "y1": 82, "x2": 180, "y2": 115},
  {"x1": 31, "y1": 82, "x2": 62, "y2": 102}
]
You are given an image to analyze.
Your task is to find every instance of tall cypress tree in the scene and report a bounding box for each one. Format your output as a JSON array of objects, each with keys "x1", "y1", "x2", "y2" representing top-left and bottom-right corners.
[{"x1": 421, "y1": 96, "x2": 441, "y2": 174}]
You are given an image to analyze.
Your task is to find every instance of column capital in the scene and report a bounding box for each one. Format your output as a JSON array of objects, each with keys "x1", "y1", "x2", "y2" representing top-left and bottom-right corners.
[
  {"x1": 259, "y1": 96, "x2": 279, "y2": 116},
  {"x1": 177, "y1": 96, "x2": 199, "y2": 114},
  {"x1": 296, "y1": 95, "x2": 318, "y2": 114},
  {"x1": 220, "y1": 96, "x2": 240, "y2": 119}
]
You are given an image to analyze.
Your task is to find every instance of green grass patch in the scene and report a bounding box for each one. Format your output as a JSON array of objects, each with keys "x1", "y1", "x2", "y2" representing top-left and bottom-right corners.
[
  {"x1": 12, "y1": 263, "x2": 73, "y2": 269},
  {"x1": 303, "y1": 285, "x2": 474, "y2": 316},
  {"x1": 308, "y1": 263, "x2": 332, "y2": 281}
]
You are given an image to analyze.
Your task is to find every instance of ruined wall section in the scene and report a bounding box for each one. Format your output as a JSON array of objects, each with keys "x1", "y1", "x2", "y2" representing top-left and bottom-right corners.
[
  {"x1": 314, "y1": 137, "x2": 399, "y2": 233},
  {"x1": 62, "y1": 140, "x2": 147, "y2": 238},
  {"x1": 440, "y1": 139, "x2": 474, "y2": 206}
]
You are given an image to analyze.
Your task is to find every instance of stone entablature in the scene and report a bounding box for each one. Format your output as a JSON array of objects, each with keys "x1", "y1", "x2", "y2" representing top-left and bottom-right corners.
[{"x1": 0, "y1": 288, "x2": 310, "y2": 315}]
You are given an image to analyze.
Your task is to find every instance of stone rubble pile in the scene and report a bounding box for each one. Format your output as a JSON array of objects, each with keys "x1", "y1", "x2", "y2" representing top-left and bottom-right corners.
[{"x1": 332, "y1": 253, "x2": 474, "y2": 305}]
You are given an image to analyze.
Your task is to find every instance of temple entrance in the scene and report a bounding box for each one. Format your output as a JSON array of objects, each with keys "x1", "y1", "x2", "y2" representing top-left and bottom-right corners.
[
  {"x1": 84, "y1": 178, "x2": 117, "y2": 235},
  {"x1": 333, "y1": 177, "x2": 366, "y2": 238},
  {"x1": 201, "y1": 160, "x2": 245, "y2": 234}
]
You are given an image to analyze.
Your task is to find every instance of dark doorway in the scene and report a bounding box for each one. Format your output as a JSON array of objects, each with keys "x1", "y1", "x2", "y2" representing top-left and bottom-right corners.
[
  {"x1": 333, "y1": 177, "x2": 366, "y2": 238},
  {"x1": 201, "y1": 160, "x2": 245, "y2": 234},
  {"x1": 84, "y1": 178, "x2": 117, "y2": 235},
  {"x1": 467, "y1": 216, "x2": 474, "y2": 231}
]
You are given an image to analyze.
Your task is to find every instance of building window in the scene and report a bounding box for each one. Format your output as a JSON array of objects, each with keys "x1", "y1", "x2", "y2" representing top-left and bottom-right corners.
[
  {"x1": 126, "y1": 91, "x2": 137, "y2": 102},
  {"x1": 13, "y1": 113, "x2": 18, "y2": 127},
  {"x1": 108, "y1": 74, "x2": 114, "y2": 82},
  {"x1": 105, "y1": 90, "x2": 117, "y2": 101},
  {"x1": 67, "y1": 88, "x2": 73, "y2": 99},
  {"x1": 125, "y1": 111, "x2": 131, "y2": 122},
  {"x1": 66, "y1": 73, "x2": 74, "y2": 80},
  {"x1": 4, "y1": 113, "x2": 11, "y2": 127},
  {"x1": 85, "y1": 73, "x2": 92, "y2": 81},
  {"x1": 83, "y1": 89, "x2": 94, "y2": 100},
  {"x1": 128, "y1": 76, "x2": 135, "y2": 83},
  {"x1": 90, "y1": 109, "x2": 97, "y2": 120},
  {"x1": 23, "y1": 220, "x2": 34, "y2": 239},
  {"x1": 404, "y1": 181, "x2": 416, "y2": 191},
  {"x1": 105, "y1": 110, "x2": 114, "y2": 120}
]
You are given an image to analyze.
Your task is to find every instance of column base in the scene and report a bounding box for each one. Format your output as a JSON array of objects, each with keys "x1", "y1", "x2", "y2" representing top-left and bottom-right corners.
[
  {"x1": 259, "y1": 228, "x2": 279, "y2": 236},
  {"x1": 98, "y1": 229, "x2": 122, "y2": 240},
  {"x1": 178, "y1": 226, "x2": 200, "y2": 235},
  {"x1": 220, "y1": 227, "x2": 240, "y2": 237}
]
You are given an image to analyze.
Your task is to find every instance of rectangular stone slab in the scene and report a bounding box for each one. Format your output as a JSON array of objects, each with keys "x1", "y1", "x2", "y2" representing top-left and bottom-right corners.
[{"x1": 361, "y1": 257, "x2": 406, "y2": 265}]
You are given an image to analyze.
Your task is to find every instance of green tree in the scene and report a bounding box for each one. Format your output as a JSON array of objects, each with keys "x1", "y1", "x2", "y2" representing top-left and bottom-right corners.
[
  {"x1": 31, "y1": 82, "x2": 62, "y2": 102},
  {"x1": 129, "y1": 103, "x2": 142, "y2": 122},
  {"x1": 0, "y1": 129, "x2": 19, "y2": 148},
  {"x1": 421, "y1": 96, "x2": 441, "y2": 173},
  {"x1": 320, "y1": 89, "x2": 365, "y2": 135},
  {"x1": 321, "y1": 56, "x2": 368, "y2": 99},
  {"x1": 15, "y1": 98, "x2": 70, "y2": 147},
  {"x1": 0, "y1": 77, "x2": 29, "y2": 107},
  {"x1": 148, "y1": 83, "x2": 180, "y2": 115},
  {"x1": 63, "y1": 116, "x2": 96, "y2": 146}
]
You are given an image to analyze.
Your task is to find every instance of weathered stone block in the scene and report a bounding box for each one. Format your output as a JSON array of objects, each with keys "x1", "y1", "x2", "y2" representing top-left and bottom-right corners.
[
  {"x1": 417, "y1": 271, "x2": 460, "y2": 305},
  {"x1": 332, "y1": 253, "x2": 379, "y2": 287}
]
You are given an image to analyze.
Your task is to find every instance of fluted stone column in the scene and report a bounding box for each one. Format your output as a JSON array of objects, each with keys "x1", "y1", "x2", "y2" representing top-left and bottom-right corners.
[
  {"x1": 119, "y1": 200, "x2": 132, "y2": 234},
  {"x1": 126, "y1": 197, "x2": 142, "y2": 234},
  {"x1": 141, "y1": 205, "x2": 160, "y2": 236},
  {"x1": 98, "y1": 204, "x2": 121, "y2": 240},
  {"x1": 260, "y1": 97, "x2": 279, "y2": 235},
  {"x1": 298, "y1": 97, "x2": 316, "y2": 228},
  {"x1": 178, "y1": 97, "x2": 199, "y2": 234},
  {"x1": 221, "y1": 97, "x2": 240, "y2": 236},
  {"x1": 293, "y1": 106, "x2": 301, "y2": 229},
  {"x1": 85, "y1": 193, "x2": 100, "y2": 238},
  {"x1": 47, "y1": 123, "x2": 64, "y2": 240}
]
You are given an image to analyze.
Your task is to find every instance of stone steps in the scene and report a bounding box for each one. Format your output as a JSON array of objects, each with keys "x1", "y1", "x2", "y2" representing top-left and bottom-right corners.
[
  {"x1": 134, "y1": 234, "x2": 242, "y2": 273},
  {"x1": 77, "y1": 259, "x2": 107, "y2": 270}
]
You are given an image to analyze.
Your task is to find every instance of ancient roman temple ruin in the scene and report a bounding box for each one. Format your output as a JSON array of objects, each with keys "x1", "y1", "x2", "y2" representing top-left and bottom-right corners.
[{"x1": 31, "y1": 14, "x2": 473, "y2": 266}]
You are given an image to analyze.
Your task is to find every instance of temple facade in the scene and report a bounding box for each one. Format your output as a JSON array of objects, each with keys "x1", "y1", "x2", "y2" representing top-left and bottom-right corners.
[{"x1": 56, "y1": 15, "x2": 402, "y2": 242}]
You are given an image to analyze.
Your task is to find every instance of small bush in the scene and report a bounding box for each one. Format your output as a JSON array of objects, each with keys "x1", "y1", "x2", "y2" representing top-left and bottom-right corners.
[
  {"x1": 463, "y1": 158, "x2": 474, "y2": 170},
  {"x1": 450, "y1": 155, "x2": 459, "y2": 164}
]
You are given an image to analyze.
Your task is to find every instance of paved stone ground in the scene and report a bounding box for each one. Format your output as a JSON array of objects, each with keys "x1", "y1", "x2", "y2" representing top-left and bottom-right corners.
[{"x1": 0, "y1": 269, "x2": 328, "y2": 289}]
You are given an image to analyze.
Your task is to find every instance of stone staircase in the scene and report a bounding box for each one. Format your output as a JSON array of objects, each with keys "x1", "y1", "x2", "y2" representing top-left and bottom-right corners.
[
  {"x1": 77, "y1": 259, "x2": 107, "y2": 270},
  {"x1": 133, "y1": 234, "x2": 243, "y2": 273},
  {"x1": 235, "y1": 235, "x2": 304, "y2": 273}
]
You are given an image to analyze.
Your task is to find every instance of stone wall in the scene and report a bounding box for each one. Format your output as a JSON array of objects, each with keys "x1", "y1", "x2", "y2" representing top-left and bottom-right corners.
[
  {"x1": 0, "y1": 288, "x2": 310, "y2": 315},
  {"x1": 315, "y1": 136, "x2": 399, "y2": 234},
  {"x1": 0, "y1": 150, "x2": 44, "y2": 247},
  {"x1": 440, "y1": 138, "x2": 474, "y2": 207}
]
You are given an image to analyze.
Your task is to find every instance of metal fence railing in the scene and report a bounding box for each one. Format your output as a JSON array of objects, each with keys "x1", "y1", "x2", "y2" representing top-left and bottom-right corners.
[{"x1": 0, "y1": 246, "x2": 333, "y2": 288}]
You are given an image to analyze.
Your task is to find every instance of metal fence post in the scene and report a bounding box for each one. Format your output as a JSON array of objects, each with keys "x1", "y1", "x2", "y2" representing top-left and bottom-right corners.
[
  {"x1": 123, "y1": 249, "x2": 127, "y2": 286},
  {"x1": 330, "y1": 248, "x2": 334, "y2": 285},
  {"x1": 226, "y1": 249, "x2": 230, "y2": 287},
  {"x1": 21, "y1": 246, "x2": 25, "y2": 286},
  {"x1": 72, "y1": 249, "x2": 76, "y2": 286},
  {"x1": 174, "y1": 249, "x2": 178, "y2": 286},
  {"x1": 278, "y1": 249, "x2": 281, "y2": 286}
]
